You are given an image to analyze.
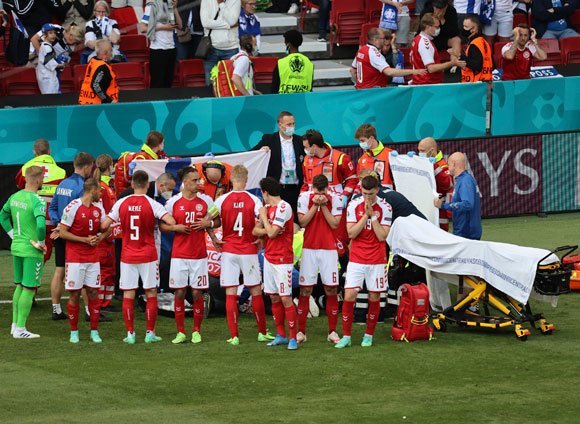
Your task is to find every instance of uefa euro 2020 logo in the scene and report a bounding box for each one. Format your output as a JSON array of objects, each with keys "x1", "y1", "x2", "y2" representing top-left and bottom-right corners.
[{"x1": 290, "y1": 56, "x2": 305, "y2": 73}]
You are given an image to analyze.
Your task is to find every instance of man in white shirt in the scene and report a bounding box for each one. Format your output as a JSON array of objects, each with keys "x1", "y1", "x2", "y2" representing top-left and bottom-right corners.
[{"x1": 230, "y1": 34, "x2": 260, "y2": 95}]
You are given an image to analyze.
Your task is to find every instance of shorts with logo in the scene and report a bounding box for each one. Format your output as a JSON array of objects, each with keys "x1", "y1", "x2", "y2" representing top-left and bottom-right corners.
[
  {"x1": 120, "y1": 260, "x2": 159, "y2": 290},
  {"x1": 263, "y1": 258, "x2": 293, "y2": 297},
  {"x1": 65, "y1": 262, "x2": 101, "y2": 291},
  {"x1": 345, "y1": 262, "x2": 388, "y2": 292},
  {"x1": 13, "y1": 256, "x2": 44, "y2": 288},
  {"x1": 299, "y1": 248, "x2": 339, "y2": 286},
  {"x1": 220, "y1": 252, "x2": 261, "y2": 288},
  {"x1": 169, "y1": 258, "x2": 209, "y2": 290}
]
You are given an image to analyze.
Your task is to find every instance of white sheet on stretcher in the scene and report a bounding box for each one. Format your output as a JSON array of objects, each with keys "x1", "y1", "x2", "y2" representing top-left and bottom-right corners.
[{"x1": 386, "y1": 215, "x2": 559, "y2": 305}]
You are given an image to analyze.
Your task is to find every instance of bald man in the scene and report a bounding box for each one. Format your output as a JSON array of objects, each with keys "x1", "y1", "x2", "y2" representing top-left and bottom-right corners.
[
  {"x1": 418, "y1": 137, "x2": 453, "y2": 232},
  {"x1": 434, "y1": 152, "x2": 481, "y2": 240}
]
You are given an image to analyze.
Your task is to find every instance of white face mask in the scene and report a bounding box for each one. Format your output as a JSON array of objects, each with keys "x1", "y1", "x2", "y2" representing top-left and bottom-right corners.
[
  {"x1": 161, "y1": 191, "x2": 172, "y2": 200},
  {"x1": 305, "y1": 148, "x2": 314, "y2": 157},
  {"x1": 419, "y1": 152, "x2": 427, "y2": 158},
  {"x1": 434, "y1": 28, "x2": 441, "y2": 37},
  {"x1": 284, "y1": 126, "x2": 295, "y2": 137},
  {"x1": 359, "y1": 141, "x2": 369, "y2": 150}
]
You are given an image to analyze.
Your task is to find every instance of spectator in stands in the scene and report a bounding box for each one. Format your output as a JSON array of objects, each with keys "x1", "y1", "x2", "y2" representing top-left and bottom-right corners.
[
  {"x1": 501, "y1": 24, "x2": 547, "y2": 80},
  {"x1": 271, "y1": 29, "x2": 314, "y2": 94},
  {"x1": 30, "y1": 23, "x2": 85, "y2": 63},
  {"x1": 483, "y1": 0, "x2": 513, "y2": 44},
  {"x1": 313, "y1": 0, "x2": 331, "y2": 42},
  {"x1": 380, "y1": 30, "x2": 408, "y2": 85},
  {"x1": 379, "y1": 0, "x2": 413, "y2": 47},
  {"x1": 175, "y1": 0, "x2": 204, "y2": 60},
  {"x1": 36, "y1": 24, "x2": 67, "y2": 94},
  {"x1": 3, "y1": 0, "x2": 63, "y2": 37},
  {"x1": 265, "y1": 0, "x2": 299, "y2": 14},
  {"x1": 351, "y1": 28, "x2": 426, "y2": 89},
  {"x1": 411, "y1": 14, "x2": 465, "y2": 85},
  {"x1": 59, "y1": 0, "x2": 94, "y2": 28},
  {"x1": 420, "y1": 0, "x2": 462, "y2": 58},
  {"x1": 459, "y1": 15, "x2": 493, "y2": 82},
  {"x1": 532, "y1": 0, "x2": 579, "y2": 39},
  {"x1": 140, "y1": 0, "x2": 182, "y2": 88},
  {"x1": 454, "y1": 0, "x2": 481, "y2": 28},
  {"x1": 239, "y1": 0, "x2": 261, "y2": 50},
  {"x1": 201, "y1": 0, "x2": 241, "y2": 86},
  {"x1": 78, "y1": 39, "x2": 120, "y2": 104},
  {"x1": 82, "y1": 1, "x2": 125, "y2": 64}
]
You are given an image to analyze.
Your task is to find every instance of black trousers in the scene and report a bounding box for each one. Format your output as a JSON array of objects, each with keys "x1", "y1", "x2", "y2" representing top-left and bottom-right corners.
[
  {"x1": 280, "y1": 183, "x2": 300, "y2": 223},
  {"x1": 149, "y1": 48, "x2": 177, "y2": 88}
]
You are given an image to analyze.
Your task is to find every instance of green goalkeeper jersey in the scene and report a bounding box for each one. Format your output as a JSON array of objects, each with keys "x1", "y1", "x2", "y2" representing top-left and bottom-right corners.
[{"x1": 0, "y1": 190, "x2": 46, "y2": 259}]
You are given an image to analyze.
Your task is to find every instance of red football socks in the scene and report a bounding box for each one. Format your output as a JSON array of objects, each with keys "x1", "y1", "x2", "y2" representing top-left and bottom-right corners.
[
  {"x1": 366, "y1": 300, "x2": 380, "y2": 336},
  {"x1": 226, "y1": 294, "x2": 239, "y2": 338},
  {"x1": 88, "y1": 299, "x2": 101, "y2": 331},
  {"x1": 174, "y1": 297, "x2": 185, "y2": 334},
  {"x1": 67, "y1": 302, "x2": 79, "y2": 331},
  {"x1": 326, "y1": 294, "x2": 339, "y2": 334},
  {"x1": 341, "y1": 300, "x2": 355, "y2": 337},
  {"x1": 122, "y1": 297, "x2": 134, "y2": 333},
  {"x1": 285, "y1": 304, "x2": 298, "y2": 340},
  {"x1": 252, "y1": 294, "x2": 267, "y2": 335},
  {"x1": 193, "y1": 296, "x2": 204, "y2": 333},
  {"x1": 297, "y1": 295, "x2": 310, "y2": 333},
  {"x1": 271, "y1": 301, "x2": 287, "y2": 337},
  {"x1": 145, "y1": 296, "x2": 158, "y2": 332}
]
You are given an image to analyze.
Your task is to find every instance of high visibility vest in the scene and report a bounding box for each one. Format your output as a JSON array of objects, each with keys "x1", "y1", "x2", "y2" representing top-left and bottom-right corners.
[
  {"x1": 78, "y1": 58, "x2": 119, "y2": 105},
  {"x1": 211, "y1": 52, "x2": 253, "y2": 97},
  {"x1": 303, "y1": 145, "x2": 348, "y2": 194},
  {"x1": 113, "y1": 144, "x2": 159, "y2": 197},
  {"x1": 461, "y1": 36, "x2": 493, "y2": 83},
  {"x1": 357, "y1": 144, "x2": 394, "y2": 189},
  {"x1": 277, "y1": 53, "x2": 314, "y2": 94},
  {"x1": 193, "y1": 162, "x2": 232, "y2": 200}
]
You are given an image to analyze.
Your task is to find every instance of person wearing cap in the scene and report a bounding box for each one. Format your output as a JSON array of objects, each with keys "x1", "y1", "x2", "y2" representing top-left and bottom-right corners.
[
  {"x1": 193, "y1": 160, "x2": 233, "y2": 200},
  {"x1": 36, "y1": 24, "x2": 66, "y2": 94},
  {"x1": 78, "y1": 39, "x2": 119, "y2": 104},
  {"x1": 30, "y1": 22, "x2": 85, "y2": 63},
  {"x1": 271, "y1": 29, "x2": 314, "y2": 94}
]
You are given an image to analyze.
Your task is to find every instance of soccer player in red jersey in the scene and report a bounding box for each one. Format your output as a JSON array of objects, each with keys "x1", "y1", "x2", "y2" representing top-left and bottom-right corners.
[
  {"x1": 296, "y1": 174, "x2": 342, "y2": 344},
  {"x1": 163, "y1": 166, "x2": 220, "y2": 344},
  {"x1": 336, "y1": 175, "x2": 392, "y2": 349},
  {"x1": 253, "y1": 177, "x2": 299, "y2": 350},
  {"x1": 214, "y1": 165, "x2": 274, "y2": 346},
  {"x1": 101, "y1": 170, "x2": 176, "y2": 344},
  {"x1": 59, "y1": 178, "x2": 109, "y2": 344}
]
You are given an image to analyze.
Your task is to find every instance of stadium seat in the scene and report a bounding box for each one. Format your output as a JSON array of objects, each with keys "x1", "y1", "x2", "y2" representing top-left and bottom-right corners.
[
  {"x1": 2, "y1": 67, "x2": 41, "y2": 95},
  {"x1": 59, "y1": 65, "x2": 75, "y2": 93},
  {"x1": 111, "y1": 62, "x2": 148, "y2": 90},
  {"x1": 299, "y1": 0, "x2": 318, "y2": 32},
  {"x1": 172, "y1": 61, "x2": 180, "y2": 87},
  {"x1": 359, "y1": 22, "x2": 378, "y2": 46},
  {"x1": 512, "y1": 12, "x2": 529, "y2": 28},
  {"x1": 534, "y1": 38, "x2": 561, "y2": 66},
  {"x1": 73, "y1": 64, "x2": 88, "y2": 91},
  {"x1": 120, "y1": 34, "x2": 149, "y2": 62},
  {"x1": 329, "y1": 0, "x2": 366, "y2": 55},
  {"x1": 252, "y1": 56, "x2": 279, "y2": 84},
  {"x1": 364, "y1": 0, "x2": 382, "y2": 23},
  {"x1": 178, "y1": 59, "x2": 206, "y2": 87},
  {"x1": 492, "y1": 41, "x2": 508, "y2": 68},
  {"x1": 110, "y1": 6, "x2": 140, "y2": 35},
  {"x1": 560, "y1": 36, "x2": 580, "y2": 65},
  {"x1": 572, "y1": 9, "x2": 580, "y2": 33}
]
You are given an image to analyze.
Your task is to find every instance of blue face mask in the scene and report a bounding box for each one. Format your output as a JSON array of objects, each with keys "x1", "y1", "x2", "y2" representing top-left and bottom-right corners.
[
  {"x1": 359, "y1": 141, "x2": 369, "y2": 150},
  {"x1": 419, "y1": 152, "x2": 427, "y2": 158},
  {"x1": 284, "y1": 126, "x2": 295, "y2": 137}
]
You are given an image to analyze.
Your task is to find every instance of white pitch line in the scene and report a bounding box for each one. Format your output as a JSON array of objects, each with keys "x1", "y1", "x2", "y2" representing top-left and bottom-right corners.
[{"x1": 0, "y1": 296, "x2": 69, "y2": 304}]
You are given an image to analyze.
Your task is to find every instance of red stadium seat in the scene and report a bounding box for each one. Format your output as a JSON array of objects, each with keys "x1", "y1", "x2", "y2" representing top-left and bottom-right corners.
[
  {"x1": 252, "y1": 56, "x2": 279, "y2": 84},
  {"x1": 299, "y1": 0, "x2": 318, "y2": 32},
  {"x1": 512, "y1": 12, "x2": 529, "y2": 28},
  {"x1": 572, "y1": 9, "x2": 580, "y2": 33},
  {"x1": 110, "y1": 6, "x2": 140, "y2": 35},
  {"x1": 120, "y1": 34, "x2": 149, "y2": 62},
  {"x1": 329, "y1": 0, "x2": 366, "y2": 55},
  {"x1": 359, "y1": 22, "x2": 378, "y2": 46},
  {"x1": 179, "y1": 59, "x2": 206, "y2": 87},
  {"x1": 534, "y1": 38, "x2": 561, "y2": 66},
  {"x1": 560, "y1": 36, "x2": 580, "y2": 65},
  {"x1": 111, "y1": 62, "x2": 148, "y2": 90},
  {"x1": 73, "y1": 64, "x2": 88, "y2": 91},
  {"x1": 2, "y1": 67, "x2": 41, "y2": 95},
  {"x1": 59, "y1": 65, "x2": 75, "y2": 93},
  {"x1": 493, "y1": 41, "x2": 508, "y2": 68},
  {"x1": 172, "y1": 60, "x2": 180, "y2": 87},
  {"x1": 364, "y1": 0, "x2": 382, "y2": 23}
]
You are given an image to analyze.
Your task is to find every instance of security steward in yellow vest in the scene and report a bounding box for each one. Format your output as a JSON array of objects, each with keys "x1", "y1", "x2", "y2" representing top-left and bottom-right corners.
[
  {"x1": 271, "y1": 29, "x2": 314, "y2": 94},
  {"x1": 78, "y1": 39, "x2": 119, "y2": 105},
  {"x1": 459, "y1": 16, "x2": 492, "y2": 83}
]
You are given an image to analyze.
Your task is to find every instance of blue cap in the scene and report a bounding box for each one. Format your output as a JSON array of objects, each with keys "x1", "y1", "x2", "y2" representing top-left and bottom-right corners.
[{"x1": 42, "y1": 23, "x2": 58, "y2": 33}]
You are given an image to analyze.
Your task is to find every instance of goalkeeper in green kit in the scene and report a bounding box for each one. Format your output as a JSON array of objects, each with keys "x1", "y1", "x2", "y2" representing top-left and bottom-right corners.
[{"x1": 0, "y1": 166, "x2": 47, "y2": 339}]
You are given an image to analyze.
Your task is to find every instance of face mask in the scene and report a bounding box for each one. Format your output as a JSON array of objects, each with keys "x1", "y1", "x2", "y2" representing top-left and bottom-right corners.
[
  {"x1": 161, "y1": 191, "x2": 172, "y2": 200},
  {"x1": 305, "y1": 148, "x2": 314, "y2": 157},
  {"x1": 419, "y1": 152, "x2": 427, "y2": 158},
  {"x1": 461, "y1": 28, "x2": 472, "y2": 38},
  {"x1": 434, "y1": 28, "x2": 441, "y2": 37},
  {"x1": 359, "y1": 141, "x2": 369, "y2": 150},
  {"x1": 284, "y1": 126, "x2": 295, "y2": 137}
]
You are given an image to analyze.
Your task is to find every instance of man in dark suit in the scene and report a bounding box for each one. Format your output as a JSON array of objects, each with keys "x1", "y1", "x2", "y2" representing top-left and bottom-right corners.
[{"x1": 253, "y1": 111, "x2": 304, "y2": 219}]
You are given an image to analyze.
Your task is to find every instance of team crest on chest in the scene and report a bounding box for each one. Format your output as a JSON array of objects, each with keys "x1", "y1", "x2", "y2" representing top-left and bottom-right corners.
[
  {"x1": 195, "y1": 204, "x2": 203, "y2": 212},
  {"x1": 93, "y1": 210, "x2": 100, "y2": 218}
]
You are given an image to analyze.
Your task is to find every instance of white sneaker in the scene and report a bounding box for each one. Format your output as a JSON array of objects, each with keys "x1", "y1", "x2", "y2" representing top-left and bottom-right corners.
[
  {"x1": 13, "y1": 328, "x2": 40, "y2": 339},
  {"x1": 309, "y1": 7, "x2": 319, "y2": 14},
  {"x1": 296, "y1": 331, "x2": 307, "y2": 343},
  {"x1": 327, "y1": 331, "x2": 341, "y2": 344},
  {"x1": 10, "y1": 323, "x2": 16, "y2": 335},
  {"x1": 287, "y1": 3, "x2": 299, "y2": 14}
]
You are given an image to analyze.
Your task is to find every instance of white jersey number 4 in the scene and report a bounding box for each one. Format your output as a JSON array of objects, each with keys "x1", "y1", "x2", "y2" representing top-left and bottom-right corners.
[{"x1": 233, "y1": 212, "x2": 243, "y2": 237}]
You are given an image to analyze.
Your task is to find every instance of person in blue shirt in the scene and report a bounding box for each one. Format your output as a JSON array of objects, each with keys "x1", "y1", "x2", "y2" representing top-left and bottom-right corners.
[
  {"x1": 48, "y1": 152, "x2": 95, "y2": 320},
  {"x1": 239, "y1": 0, "x2": 261, "y2": 51},
  {"x1": 532, "y1": 0, "x2": 579, "y2": 39},
  {"x1": 434, "y1": 152, "x2": 482, "y2": 240}
]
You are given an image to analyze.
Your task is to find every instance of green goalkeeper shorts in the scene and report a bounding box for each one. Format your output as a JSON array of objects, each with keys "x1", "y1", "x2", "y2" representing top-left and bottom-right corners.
[{"x1": 13, "y1": 256, "x2": 44, "y2": 288}]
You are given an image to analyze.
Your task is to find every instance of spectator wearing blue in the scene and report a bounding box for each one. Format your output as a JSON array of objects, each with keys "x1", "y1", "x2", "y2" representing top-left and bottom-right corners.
[
  {"x1": 434, "y1": 152, "x2": 482, "y2": 240},
  {"x1": 239, "y1": 0, "x2": 261, "y2": 51},
  {"x1": 531, "y1": 0, "x2": 579, "y2": 39},
  {"x1": 48, "y1": 152, "x2": 96, "y2": 321},
  {"x1": 380, "y1": 29, "x2": 406, "y2": 85}
]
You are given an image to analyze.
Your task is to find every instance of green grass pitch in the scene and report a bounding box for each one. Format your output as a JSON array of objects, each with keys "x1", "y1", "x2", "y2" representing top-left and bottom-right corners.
[{"x1": 1, "y1": 213, "x2": 580, "y2": 423}]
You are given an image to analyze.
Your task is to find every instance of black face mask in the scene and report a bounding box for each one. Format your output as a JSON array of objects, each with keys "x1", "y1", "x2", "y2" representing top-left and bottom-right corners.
[{"x1": 461, "y1": 28, "x2": 473, "y2": 38}]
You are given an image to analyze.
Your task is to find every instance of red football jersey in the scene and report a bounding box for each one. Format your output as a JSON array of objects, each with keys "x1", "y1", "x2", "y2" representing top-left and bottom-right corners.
[
  {"x1": 501, "y1": 42, "x2": 536, "y2": 81},
  {"x1": 297, "y1": 191, "x2": 342, "y2": 250},
  {"x1": 346, "y1": 196, "x2": 392, "y2": 264},
  {"x1": 107, "y1": 194, "x2": 168, "y2": 264},
  {"x1": 351, "y1": 44, "x2": 389, "y2": 89},
  {"x1": 411, "y1": 33, "x2": 443, "y2": 85},
  {"x1": 214, "y1": 190, "x2": 262, "y2": 255},
  {"x1": 60, "y1": 198, "x2": 105, "y2": 263},
  {"x1": 264, "y1": 200, "x2": 294, "y2": 264},
  {"x1": 165, "y1": 193, "x2": 217, "y2": 259}
]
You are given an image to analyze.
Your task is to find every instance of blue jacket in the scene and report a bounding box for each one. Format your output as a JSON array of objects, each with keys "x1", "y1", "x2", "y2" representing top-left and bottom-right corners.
[
  {"x1": 48, "y1": 173, "x2": 85, "y2": 223},
  {"x1": 239, "y1": 10, "x2": 261, "y2": 38},
  {"x1": 441, "y1": 171, "x2": 482, "y2": 240}
]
